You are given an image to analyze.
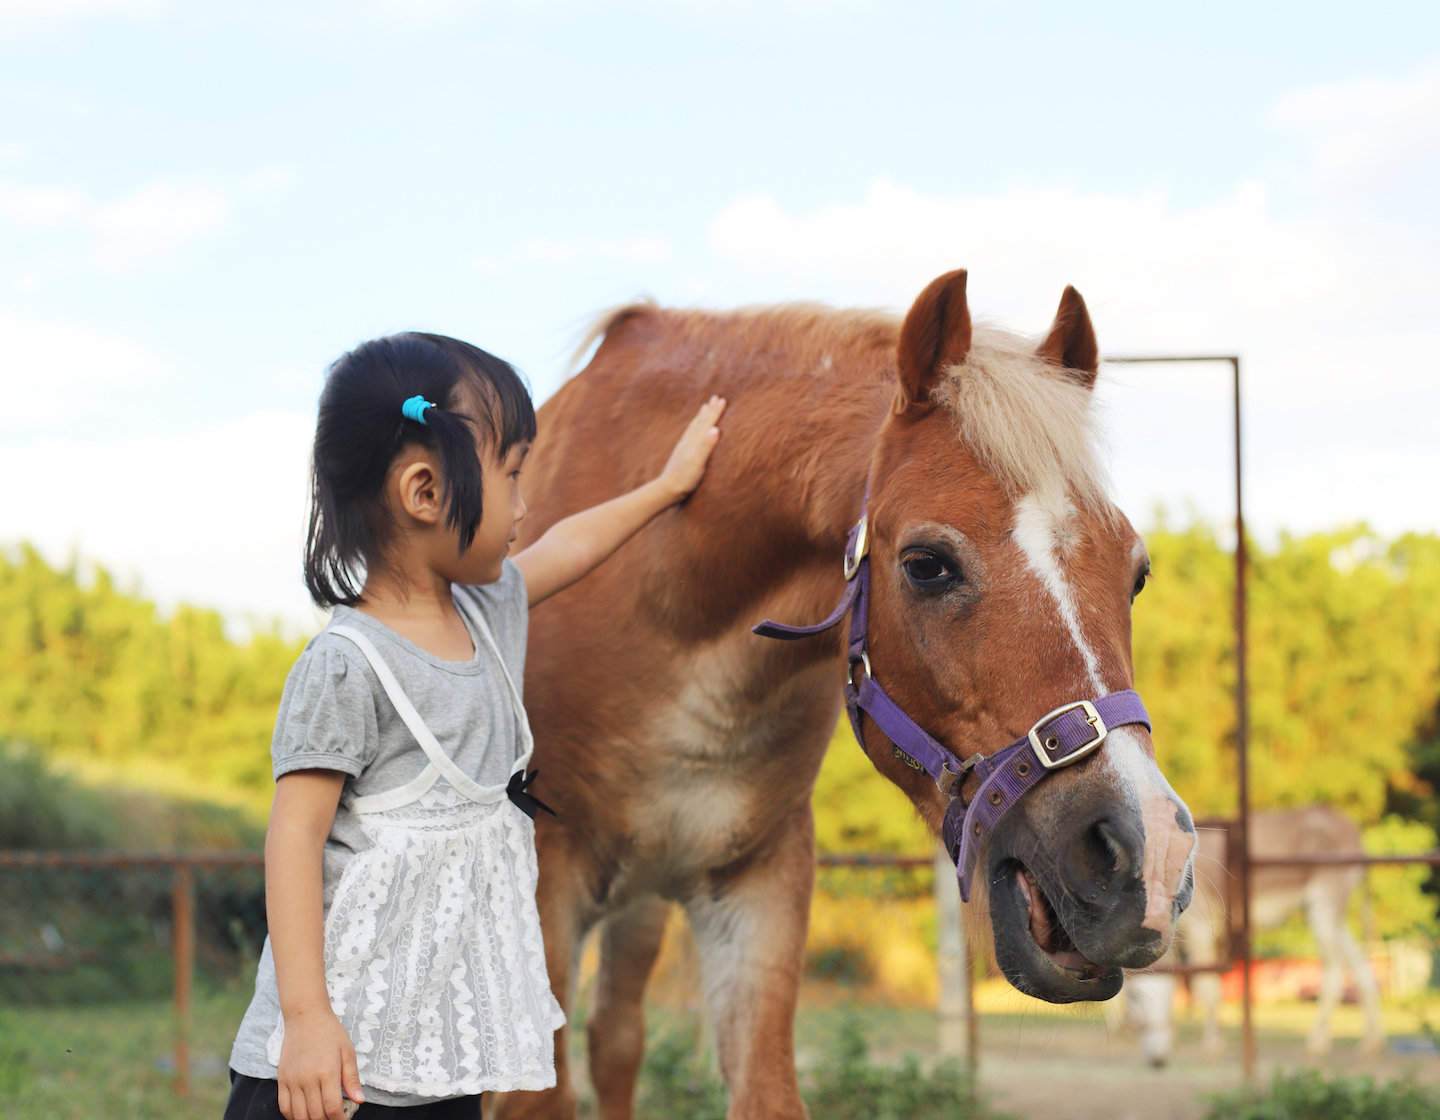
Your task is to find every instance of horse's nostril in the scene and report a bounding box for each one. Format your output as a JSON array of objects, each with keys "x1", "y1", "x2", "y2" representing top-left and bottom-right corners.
[{"x1": 1094, "y1": 820, "x2": 1136, "y2": 879}]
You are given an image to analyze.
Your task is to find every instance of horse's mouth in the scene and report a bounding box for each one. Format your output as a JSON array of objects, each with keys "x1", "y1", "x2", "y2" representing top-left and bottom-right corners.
[
  {"x1": 989, "y1": 857, "x2": 1124, "y2": 1003},
  {"x1": 1015, "y1": 866, "x2": 1108, "y2": 982}
]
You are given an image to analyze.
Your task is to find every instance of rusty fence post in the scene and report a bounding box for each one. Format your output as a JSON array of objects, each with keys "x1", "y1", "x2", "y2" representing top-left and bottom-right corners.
[{"x1": 173, "y1": 859, "x2": 195, "y2": 1097}]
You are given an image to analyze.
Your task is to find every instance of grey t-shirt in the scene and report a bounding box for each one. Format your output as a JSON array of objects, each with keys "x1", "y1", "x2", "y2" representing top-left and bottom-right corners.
[{"x1": 230, "y1": 562, "x2": 529, "y2": 1105}]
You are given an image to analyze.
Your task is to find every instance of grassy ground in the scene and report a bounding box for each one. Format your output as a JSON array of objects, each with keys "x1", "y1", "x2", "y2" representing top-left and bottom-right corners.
[
  {"x1": 4, "y1": 989, "x2": 1440, "y2": 1119},
  {"x1": 0, "y1": 992, "x2": 247, "y2": 1119}
]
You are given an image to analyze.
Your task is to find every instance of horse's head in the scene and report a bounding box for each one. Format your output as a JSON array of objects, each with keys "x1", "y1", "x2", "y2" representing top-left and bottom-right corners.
[{"x1": 863, "y1": 270, "x2": 1196, "y2": 1003}]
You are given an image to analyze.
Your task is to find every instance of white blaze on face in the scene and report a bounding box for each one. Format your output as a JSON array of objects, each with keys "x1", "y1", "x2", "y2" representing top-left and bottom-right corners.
[{"x1": 1011, "y1": 489, "x2": 1195, "y2": 935}]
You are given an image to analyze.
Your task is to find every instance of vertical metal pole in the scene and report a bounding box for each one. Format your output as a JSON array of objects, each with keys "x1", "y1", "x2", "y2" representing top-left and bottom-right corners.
[
  {"x1": 1232, "y1": 357, "x2": 1255, "y2": 1087},
  {"x1": 173, "y1": 861, "x2": 195, "y2": 1097},
  {"x1": 934, "y1": 846, "x2": 971, "y2": 1066}
]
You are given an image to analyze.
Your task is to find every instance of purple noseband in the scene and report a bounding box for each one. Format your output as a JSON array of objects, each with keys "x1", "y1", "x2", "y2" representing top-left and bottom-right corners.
[{"x1": 753, "y1": 507, "x2": 1151, "y2": 901}]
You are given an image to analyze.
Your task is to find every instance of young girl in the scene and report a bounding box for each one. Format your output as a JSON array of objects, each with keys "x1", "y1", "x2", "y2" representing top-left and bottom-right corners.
[{"x1": 226, "y1": 332, "x2": 725, "y2": 1120}]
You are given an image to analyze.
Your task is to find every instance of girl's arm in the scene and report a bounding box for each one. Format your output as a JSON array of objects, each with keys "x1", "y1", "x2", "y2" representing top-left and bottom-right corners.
[
  {"x1": 267, "y1": 770, "x2": 365, "y2": 1120},
  {"x1": 515, "y1": 396, "x2": 726, "y2": 608}
]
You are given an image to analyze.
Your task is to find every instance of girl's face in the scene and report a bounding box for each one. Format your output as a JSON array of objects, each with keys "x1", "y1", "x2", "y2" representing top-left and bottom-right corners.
[{"x1": 460, "y1": 441, "x2": 529, "y2": 585}]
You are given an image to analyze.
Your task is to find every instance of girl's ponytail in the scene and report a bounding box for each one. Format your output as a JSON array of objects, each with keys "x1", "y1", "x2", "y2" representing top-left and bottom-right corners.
[
  {"x1": 304, "y1": 333, "x2": 536, "y2": 608},
  {"x1": 409, "y1": 397, "x2": 485, "y2": 554}
]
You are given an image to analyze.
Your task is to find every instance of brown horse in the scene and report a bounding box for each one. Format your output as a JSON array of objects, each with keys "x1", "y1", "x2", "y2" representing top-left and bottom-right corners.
[{"x1": 500, "y1": 270, "x2": 1197, "y2": 1120}]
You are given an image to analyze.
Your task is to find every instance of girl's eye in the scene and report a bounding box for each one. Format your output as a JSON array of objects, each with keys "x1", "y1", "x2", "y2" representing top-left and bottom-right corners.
[
  {"x1": 902, "y1": 550, "x2": 957, "y2": 589},
  {"x1": 1131, "y1": 566, "x2": 1150, "y2": 601}
]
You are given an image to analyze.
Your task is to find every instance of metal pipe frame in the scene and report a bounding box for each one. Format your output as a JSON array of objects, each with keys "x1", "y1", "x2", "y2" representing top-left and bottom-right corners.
[{"x1": 1105, "y1": 355, "x2": 1251, "y2": 1080}]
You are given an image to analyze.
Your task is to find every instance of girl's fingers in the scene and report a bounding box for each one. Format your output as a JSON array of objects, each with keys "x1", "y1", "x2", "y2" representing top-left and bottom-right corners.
[
  {"x1": 341, "y1": 1047, "x2": 366, "y2": 1105},
  {"x1": 278, "y1": 1081, "x2": 294, "y2": 1120}
]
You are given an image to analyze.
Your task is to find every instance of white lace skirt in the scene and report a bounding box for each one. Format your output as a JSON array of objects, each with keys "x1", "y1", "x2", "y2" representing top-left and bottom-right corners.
[{"x1": 267, "y1": 792, "x2": 565, "y2": 1096}]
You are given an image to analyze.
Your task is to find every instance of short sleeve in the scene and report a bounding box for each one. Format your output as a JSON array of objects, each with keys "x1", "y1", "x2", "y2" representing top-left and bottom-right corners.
[{"x1": 271, "y1": 644, "x2": 379, "y2": 781}]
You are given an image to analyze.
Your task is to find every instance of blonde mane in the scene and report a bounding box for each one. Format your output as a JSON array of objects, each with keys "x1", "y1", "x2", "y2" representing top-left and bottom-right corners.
[
  {"x1": 576, "y1": 304, "x2": 1113, "y2": 512},
  {"x1": 930, "y1": 325, "x2": 1113, "y2": 511}
]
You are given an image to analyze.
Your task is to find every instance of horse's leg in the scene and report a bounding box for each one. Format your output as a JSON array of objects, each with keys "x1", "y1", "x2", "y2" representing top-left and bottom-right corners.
[
  {"x1": 685, "y1": 806, "x2": 814, "y2": 1120},
  {"x1": 588, "y1": 895, "x2": 671, "y2": 1120}
]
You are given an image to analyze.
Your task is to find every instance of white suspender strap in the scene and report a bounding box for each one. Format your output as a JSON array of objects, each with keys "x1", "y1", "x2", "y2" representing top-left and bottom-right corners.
[
  {"x1": 329, "y1": 625, "x2": 504, "y2": 811},
  {"x1": 464, "y1": 605, "x2": 535, "y2": 773}
]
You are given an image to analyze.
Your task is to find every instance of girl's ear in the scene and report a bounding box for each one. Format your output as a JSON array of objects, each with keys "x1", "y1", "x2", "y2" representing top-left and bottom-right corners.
[{"x1": 396, "y1": 458, "x2": 444, "y2": 524}]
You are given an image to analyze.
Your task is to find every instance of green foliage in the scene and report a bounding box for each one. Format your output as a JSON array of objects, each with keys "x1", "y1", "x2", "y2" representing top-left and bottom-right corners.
[
  {"x1": 1131, "y1": 525, "x2": 1440, "y2": 823},
  {"x1": 636, "y1": 1030, "x2": 729, "y2": 1120},
  {"x1": 636, "y1": 1018, "x2": 1001, "y2": 1120},
  {"x1": 802, "y1": 1015, "x2": 992, "y2": 1120},
  {"x1": 1203, "y1": 1069, "x2": 1440, "y2": 1120},
  {"x1": 0, "y1": 545, "x2": 305, "y2": 812},
  {"x1": 1362, "y1": 816, "x2": 1440, "y2": 940},
  {"x1": 0, "y1": 742, "x2": 263, "y2": 851}
]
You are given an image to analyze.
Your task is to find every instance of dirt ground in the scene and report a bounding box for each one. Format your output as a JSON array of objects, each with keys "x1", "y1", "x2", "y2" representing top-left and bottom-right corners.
[
  {"x1": 967, "y1": 994, "x2": 1440, "y2": 1120},
  {"x1": 786, "y1": 983, "x2": 1440, "y2": 1120}
]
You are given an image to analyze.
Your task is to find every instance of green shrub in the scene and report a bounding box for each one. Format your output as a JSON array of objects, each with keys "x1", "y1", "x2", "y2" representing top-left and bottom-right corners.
[
  {"x1": 636, "y1": 1029, "x2": 728, "y2": 1120},
  {"x1": 803, "y1": 1016, "x2": 991, "y2": 1120},
  {"x1": 635, "y1": 1016, "x2": 999, "y2": 1120},
  {"x1": 0, "y1": 741, "x2": 263, "y2": 850},
  {"x1": 1204, "y1": 1070, "x2": 1440, "y2": 1120}
]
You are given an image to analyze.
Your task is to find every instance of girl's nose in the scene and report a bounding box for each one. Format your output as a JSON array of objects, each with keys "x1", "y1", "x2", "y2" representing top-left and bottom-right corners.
[{"x1": 514, "y1": 492, "x2": 527, "y2": 523}]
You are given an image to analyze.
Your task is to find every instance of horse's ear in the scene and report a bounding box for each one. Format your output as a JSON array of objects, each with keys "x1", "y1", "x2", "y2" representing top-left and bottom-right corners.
[
  {"x1": 896, "y1": 269, "x2": 972, "y2": 412},
  {"x1": 1037, "y1": 285, "x2": 1099, "y2": 389}
]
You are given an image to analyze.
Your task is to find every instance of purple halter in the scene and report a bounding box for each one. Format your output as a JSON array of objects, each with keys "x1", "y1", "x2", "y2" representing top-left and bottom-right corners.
[{"x1": 753, "y1": 505, "x2": 1152, "y2": 901}]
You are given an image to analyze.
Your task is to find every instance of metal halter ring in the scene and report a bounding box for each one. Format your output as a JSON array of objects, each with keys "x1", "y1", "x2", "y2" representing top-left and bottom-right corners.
[
  {"x1": 843, "y1": 514, "x2": 869, "y2": 581},
  {"x1": 1027, "y1": 700, "x2": 1107, "y2": 770},
  {"x1": 848, "y1": 649, "x2": 872, "y2": 684}
]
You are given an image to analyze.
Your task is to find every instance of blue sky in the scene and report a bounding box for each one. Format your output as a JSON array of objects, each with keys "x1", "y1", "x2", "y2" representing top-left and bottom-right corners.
[{"x1": 2, "y1": 0, "x2": 1438, "y2": 625}]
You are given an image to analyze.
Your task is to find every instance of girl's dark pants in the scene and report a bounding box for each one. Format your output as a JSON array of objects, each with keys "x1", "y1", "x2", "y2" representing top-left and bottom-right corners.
[{"x1": 224, "y1": 1071, "x2": 481, "y2": 1119}]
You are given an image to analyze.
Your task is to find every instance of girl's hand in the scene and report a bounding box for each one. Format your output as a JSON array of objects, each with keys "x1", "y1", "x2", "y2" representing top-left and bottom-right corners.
[
  {"x1": 276, "y1": 1004, "x2": 365, "y2": 1120},
  {"x1": 657, "y1": 396, "x2": 726, "y2": 503}
]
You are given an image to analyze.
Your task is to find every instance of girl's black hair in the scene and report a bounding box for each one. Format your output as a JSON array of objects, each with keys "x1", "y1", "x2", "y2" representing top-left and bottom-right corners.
[{"x1": 304, "y1": 332, "x2": 537, "y2": 608}]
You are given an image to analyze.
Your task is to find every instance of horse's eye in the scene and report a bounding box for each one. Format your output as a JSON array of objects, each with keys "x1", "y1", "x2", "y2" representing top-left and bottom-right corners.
[
  {"x1": 902, "y1": 551, "x2": 955, "y2": 588},
  {"x1": 1131, "y1": 566, "x2": 1150, "y2": 601}
]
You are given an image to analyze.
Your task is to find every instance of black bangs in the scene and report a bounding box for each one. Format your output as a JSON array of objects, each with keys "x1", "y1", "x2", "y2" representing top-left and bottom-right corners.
[
  {"x1": 303, "y1": 332, "x2": 537, "y2": 609},
  {"x1": 412, "y1": 334, "x2": 538, "y2": 456}
]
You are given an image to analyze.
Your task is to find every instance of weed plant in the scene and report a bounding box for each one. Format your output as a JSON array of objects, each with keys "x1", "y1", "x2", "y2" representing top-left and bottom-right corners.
[
  {"x1": 1204, "y1": 1069, "x2": 1440, "y2": 1120},
  {"x1": 636, "y1": 1015, "x2": 1000, "y2": 1120}
]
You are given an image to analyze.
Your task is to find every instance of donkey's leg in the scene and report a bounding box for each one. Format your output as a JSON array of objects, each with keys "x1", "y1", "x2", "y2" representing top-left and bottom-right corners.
[
  {"x1": 588, "y1": 895, "x2": 671, "y2": 1120},
  {"x1": 1333, "y1": 906, "x2": 1385, "y2": 1054},
  {"x1": 1304, "y1": 889, "x2": 1348, "y2": 1057},
  {"x1": 686, "y1": 806, "x2": 815, "y2": 1120},
  {"x1": 1180, "y1": 905, "x2": 1225, "y2": 1059},
  {"x1": 1124, "y1": 972, "x2": 1175, "y2": 1067}
]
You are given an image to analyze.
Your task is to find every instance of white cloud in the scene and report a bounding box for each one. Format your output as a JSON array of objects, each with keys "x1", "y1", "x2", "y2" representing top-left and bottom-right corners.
[
  {"x1": 1270, "y1": 61, "x2": 1440, "y2": 199},
  {"x1": 0, "y1": 167, "x2": 290, "y2": 276},
  {"x1": 0, "y1": 313, "x2": 173, "y2": 433},
  {"x1": 474, "y1": 233, "x2": 672, "y2": 274},
  {"x1": 0, "y1": 0, "x2": 166, "y2": 37},
  {"x1": 703, "y1": 61, "x2": 1440, "y2": 537},
  {"x1": 0, "y1": 410, "x2": 320, "y2": 627}
]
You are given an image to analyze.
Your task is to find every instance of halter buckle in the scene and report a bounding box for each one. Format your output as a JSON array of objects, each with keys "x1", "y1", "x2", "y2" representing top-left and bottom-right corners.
[
  {"x1": 1028, "y1": 700, "x2": 1107, "y2": 770},
  {"x1": 843, "y1": 513, "x2": 869, "y2": 581}
]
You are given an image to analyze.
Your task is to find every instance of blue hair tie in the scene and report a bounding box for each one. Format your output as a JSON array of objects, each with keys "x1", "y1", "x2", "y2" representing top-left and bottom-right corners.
[{"x1": 401, "y1": 395, "x2": 436, "y2": 425}]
